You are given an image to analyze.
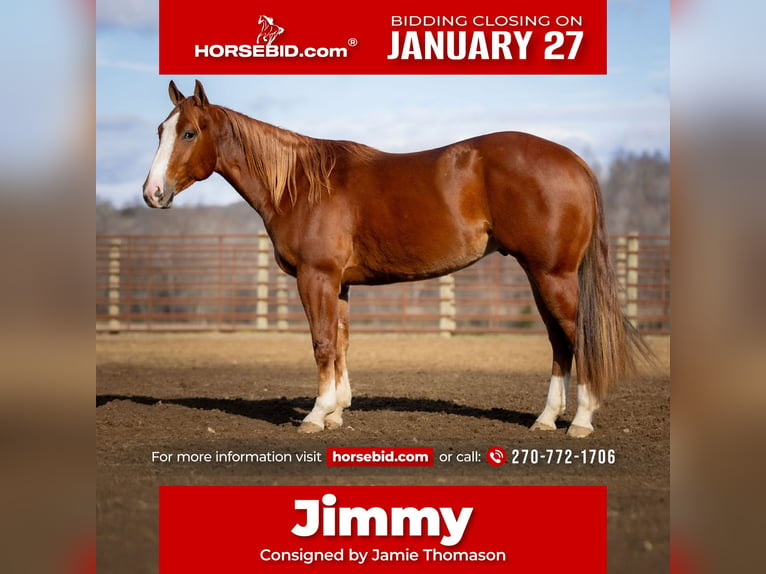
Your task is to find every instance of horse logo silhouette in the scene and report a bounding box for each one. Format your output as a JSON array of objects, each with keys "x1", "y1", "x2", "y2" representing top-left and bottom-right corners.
[{"x1": 257, "y1": 15, "x2": 285, "y2": 46}]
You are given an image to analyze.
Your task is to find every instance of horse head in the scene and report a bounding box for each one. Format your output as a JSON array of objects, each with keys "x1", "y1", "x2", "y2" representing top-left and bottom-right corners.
[{"x1": 142, "y1": 80, "x2": 218, "y2": 209}]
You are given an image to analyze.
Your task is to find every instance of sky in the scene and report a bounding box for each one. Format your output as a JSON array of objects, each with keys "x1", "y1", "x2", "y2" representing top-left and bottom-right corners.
[{"x1": 96, "y1": 0, "x2": 670, "y2": 207}]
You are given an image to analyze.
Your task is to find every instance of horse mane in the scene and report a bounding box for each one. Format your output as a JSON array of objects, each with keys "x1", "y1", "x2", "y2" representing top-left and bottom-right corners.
[{"x1": 217, "y1": 106, "x2": 376, "y2": 211}]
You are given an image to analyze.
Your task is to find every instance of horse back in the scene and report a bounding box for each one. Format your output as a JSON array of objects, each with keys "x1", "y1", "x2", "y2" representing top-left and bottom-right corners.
[{"x1": 276, "y1": 131, "x2": 595, "y2": 285}]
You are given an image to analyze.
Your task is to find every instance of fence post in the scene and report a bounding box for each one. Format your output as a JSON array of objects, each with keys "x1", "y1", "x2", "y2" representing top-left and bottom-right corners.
[
  {"x1": 439, "y1": 274, "x2": 456, "y2": 337},
  {"x1": 626, "y1": 232, "x2": 639, "y2": 327},
  {"x1": 108, "y1": 238, "x2": 121, "y2": 334},
  {"x1": 217, "y1": 236, "x2": 224, "y2": 331},
  {"x1": 615, "y1": 236, "x2": 627, "y2": 309},
  {"x1": 256, "y1": 232, "x2": 270, "y2": 331},
  {"x1": 276, "y1": 273, "x2": 288, "y2": 331}
]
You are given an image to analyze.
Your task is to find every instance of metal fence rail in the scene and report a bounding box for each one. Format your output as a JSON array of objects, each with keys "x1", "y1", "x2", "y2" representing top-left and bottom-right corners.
[{"x1": 96, "y1": 233, "x2": 670, "y2": 335}]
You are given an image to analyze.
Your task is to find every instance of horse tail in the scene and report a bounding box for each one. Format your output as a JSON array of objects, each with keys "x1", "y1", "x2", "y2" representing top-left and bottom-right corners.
[{"x1": 576, "y1": 169, "x2": 654, "y2": 402}]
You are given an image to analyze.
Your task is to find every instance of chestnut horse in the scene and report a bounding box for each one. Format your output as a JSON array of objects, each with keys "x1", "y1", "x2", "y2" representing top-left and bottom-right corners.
[{"x1": 143, "y1": 80, "x2": 650, "y2": 436}]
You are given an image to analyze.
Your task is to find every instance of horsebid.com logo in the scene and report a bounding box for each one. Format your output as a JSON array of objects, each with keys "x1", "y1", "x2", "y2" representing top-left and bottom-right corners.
[{"x1": 194, "y1": 14, "x2": 350, "y2": 59}]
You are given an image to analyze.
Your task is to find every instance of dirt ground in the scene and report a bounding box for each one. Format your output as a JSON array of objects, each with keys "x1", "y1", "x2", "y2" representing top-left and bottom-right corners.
[{"x1": 97, "y1": 333, "x2": 670, "y2": 573}]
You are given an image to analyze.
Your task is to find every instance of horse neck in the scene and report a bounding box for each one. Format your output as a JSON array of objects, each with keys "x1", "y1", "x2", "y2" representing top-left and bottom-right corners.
[
  {"x1": 211, "y1": 106, "x2": 343, "y2": 224},
  {"x1": 210, "y1": 106, "x2": 288, "y2": 224}
]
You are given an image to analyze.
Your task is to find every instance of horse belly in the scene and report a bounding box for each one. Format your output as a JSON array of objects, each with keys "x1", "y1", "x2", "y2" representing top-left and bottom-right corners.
[{"x1": 346, "y1": 216, "x2": 492, "y2": 285}]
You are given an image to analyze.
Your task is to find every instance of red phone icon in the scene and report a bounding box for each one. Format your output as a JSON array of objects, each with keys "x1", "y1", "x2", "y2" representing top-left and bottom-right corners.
[{"x1": 486, "y1": 446, "x2": 507, "y2": 467}]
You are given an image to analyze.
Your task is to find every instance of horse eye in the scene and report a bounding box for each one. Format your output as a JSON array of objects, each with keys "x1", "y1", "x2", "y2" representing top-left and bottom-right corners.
[{"x1": 182, "y1": 130, "x2": 196, "y2": 140}]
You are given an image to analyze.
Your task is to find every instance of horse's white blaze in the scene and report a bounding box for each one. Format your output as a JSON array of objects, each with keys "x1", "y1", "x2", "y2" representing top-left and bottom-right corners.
[
  {"x1": 303, "y1": 376, "x2": 337, "y2": 428},
  {"x1": 570, "y1": 383, "x2": 599, "y2": 430},
  {"x1": 534, "y1": 374, "x2": 570, "y2": 428},
  {"x1": 144, "y1": 112, "x2": 179, "y2": 203}
]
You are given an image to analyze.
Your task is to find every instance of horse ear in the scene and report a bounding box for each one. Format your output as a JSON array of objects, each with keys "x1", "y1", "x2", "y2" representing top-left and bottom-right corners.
[
  {"x1": 193, "y1": 79, "x2": 210, "y2": 107},
  {"x1": 168, "y1": 80, "x2": 185, "y2": 105}
]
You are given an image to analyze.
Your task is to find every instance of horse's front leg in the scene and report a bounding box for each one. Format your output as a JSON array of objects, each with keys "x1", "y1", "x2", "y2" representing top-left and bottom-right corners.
[{"x1": 296, "y1": 267, "x2": 342, "y2": 433}]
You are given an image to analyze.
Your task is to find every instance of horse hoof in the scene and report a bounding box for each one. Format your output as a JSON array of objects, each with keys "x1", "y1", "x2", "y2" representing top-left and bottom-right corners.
[
  {"x1": 325, "y1": 419, "x2": 343, "y2": 430},
  {"x1": 298, "y1": 421, "x2": 324, "y2": 434},
  {"x1": 566, "y1": 424, "x2": 593, "y2": 438},
  {"x1": 530, "y1": 421, "x2": 556, "y2": 431}
]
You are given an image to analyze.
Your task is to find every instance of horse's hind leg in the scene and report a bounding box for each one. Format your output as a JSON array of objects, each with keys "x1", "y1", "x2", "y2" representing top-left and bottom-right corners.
[
  {"x1": 325, "y1": 285, "x2": 352, "y2": 430},
  {"x1": 525, "y1": 269, "x2": 578, "y2": 432}
]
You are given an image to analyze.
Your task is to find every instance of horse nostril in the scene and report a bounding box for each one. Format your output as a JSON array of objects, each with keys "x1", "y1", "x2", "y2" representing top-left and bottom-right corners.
[{"x1": 153, "y1": 187, "x2": 163, "y2": 199}]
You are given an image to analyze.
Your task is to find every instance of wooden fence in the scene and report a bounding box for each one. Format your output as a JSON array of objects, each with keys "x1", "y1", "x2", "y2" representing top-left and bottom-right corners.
[{"x1": 96, "y1": 233, "x2": 670, "y2": 335}]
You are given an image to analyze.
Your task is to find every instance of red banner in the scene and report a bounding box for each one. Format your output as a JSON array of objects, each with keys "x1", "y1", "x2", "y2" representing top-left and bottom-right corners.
[
  {"x1": 159, "y1": 0, "x2": 606, "y2": 75},
  {"x1": 159, "y1": 485, "x2": 606, "y2": 573}
]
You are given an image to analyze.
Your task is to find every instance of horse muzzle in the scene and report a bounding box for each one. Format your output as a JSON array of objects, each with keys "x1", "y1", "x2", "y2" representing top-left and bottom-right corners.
[{"x1": 143, "y1": 183, "x2": 175, "y2": 209}]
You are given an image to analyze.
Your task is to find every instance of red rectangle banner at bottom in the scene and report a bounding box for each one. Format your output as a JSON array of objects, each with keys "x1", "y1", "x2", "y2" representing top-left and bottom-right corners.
[{"x1": 159, "y1": 485, "x2": 606, "y2": 573}]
